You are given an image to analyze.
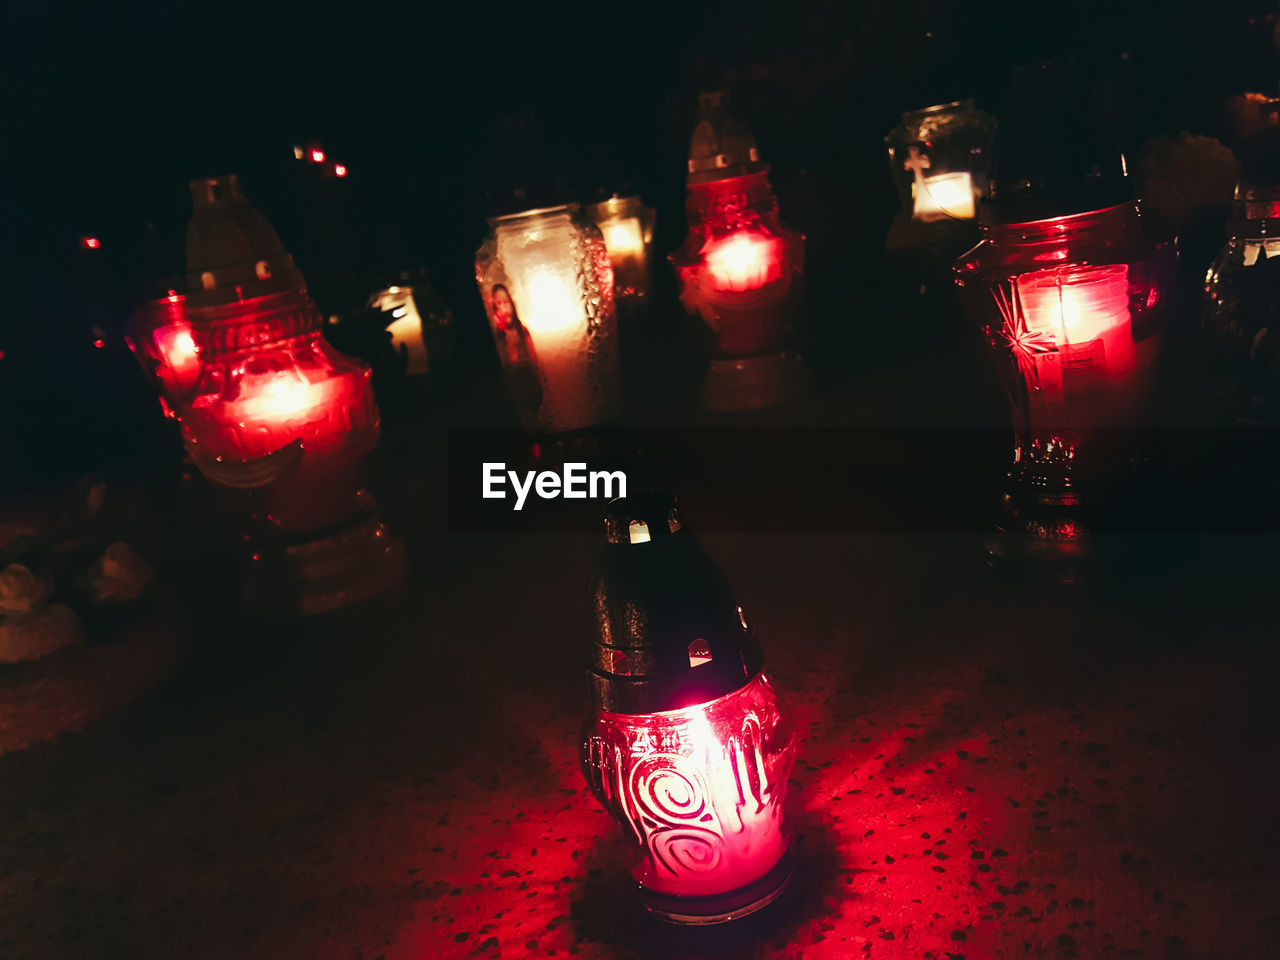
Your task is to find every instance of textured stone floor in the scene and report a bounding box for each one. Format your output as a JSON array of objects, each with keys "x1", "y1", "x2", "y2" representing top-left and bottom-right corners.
[{"x1": 1, "y1": 525, "x2": 1276, "y2": 960}]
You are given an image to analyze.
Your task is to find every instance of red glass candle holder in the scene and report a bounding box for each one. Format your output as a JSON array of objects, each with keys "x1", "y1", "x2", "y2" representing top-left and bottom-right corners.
[
  {"x1": 670, "y1": 93, "x2": 805, "y2": 411},
  {"x1": 954, "y1": 201, "x2": 1178, "y2": 574},
  {"x1": 178, "y1": 175, "x2": 405, "y2": 614},
  {"x1": 125, "y1": 292, "x2": 201, "y2": 419},
  {"x1": 581, "y1": 495, "x2": 798, "y2": 923}
]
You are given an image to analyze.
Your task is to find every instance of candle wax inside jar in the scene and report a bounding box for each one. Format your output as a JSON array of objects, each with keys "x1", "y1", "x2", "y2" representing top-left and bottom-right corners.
[
  {"x1": 601, "y1": 218, "x2": 646, "y2": 260},
  {"x1": 704, "y1": 232, "x2": 785, "y2": 293},
  {"x1": 1243, "y1": 239, "x2": 1280, "y2": 266},
  {"x1": 516, "y1": 271, "x2": 597, "y2": 431},
  {"x1": 154, "y1": 325, "x2": 201, "y2": 396},
  {"x1": 372, "y1": 287, "x2": 428, "y2": 375},
  {"x1": 912, "y1": 172, "x2": 975, "y2": 222},
  {"x1": 1015, "y1": 264, "x2": 1136, "y2": 381},
  {"x1": 1017, "y1": 265, "x2": 1131, "y2": 344}
]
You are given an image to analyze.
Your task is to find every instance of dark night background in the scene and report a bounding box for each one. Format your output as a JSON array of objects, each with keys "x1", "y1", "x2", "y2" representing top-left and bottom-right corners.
[
  {"x1": 6, "y1": 7, "x2": 1280, "y2": 959},
  {"x1": 1, "y1": 0, "x2": 1277, "y2": 489}
]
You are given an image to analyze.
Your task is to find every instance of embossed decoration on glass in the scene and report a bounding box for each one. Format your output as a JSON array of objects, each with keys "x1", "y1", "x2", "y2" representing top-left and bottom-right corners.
[
  {"x1": 580, "y1": 494, "x2": 798, "y2": 924},
  {"x1": 476, "y1": 205, "x2": 620, "y2": 433}
]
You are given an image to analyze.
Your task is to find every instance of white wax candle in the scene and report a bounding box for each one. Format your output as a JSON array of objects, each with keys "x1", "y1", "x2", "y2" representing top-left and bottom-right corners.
[
  {"x1": 912, "y1": 171, "x2": 976, "y2": 222},
  {"x1": 372, "y1": 286, "x2": 428, "y2": 375},
  {"x1": 520, "y1": 272, "x2": 594, "y2": 431},
  {"x1": 1016, "y1": 264, "x2": 1136, "y2": 379},
  {"x1": 1243, "y1": 239, "x2": 1280, "y2": 266}
]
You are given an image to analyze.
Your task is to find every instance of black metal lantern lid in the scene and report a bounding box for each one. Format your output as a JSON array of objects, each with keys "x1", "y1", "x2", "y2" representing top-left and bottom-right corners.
[
  {"x1": 980, "y1": 60, "x2": 1134, "y2": 225},
  {"x1": 589, "y1": 494, "x2": 765, "y2": 715},
  {"x1": 687, "y1": 92, "x2": 769, "y2": 186}
]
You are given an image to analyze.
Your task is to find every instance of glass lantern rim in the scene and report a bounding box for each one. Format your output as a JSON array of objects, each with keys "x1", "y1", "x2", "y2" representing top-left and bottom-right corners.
[
  {"x1": 980, "y1": 200, "x2": 1138, "y2": 236},
  {"x1": 900, "y1": 98, "x2": 972, "y2": 122},
  {"x1": 595, "y1": 670, "x2": 767, "y2": 723},
  {"x1": 487, "y1": 203, "x2": 579, "y2": 226}
]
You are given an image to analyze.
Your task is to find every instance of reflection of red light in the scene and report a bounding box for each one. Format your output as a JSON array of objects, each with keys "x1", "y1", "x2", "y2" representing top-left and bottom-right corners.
[
  {"x1": 704, "y1": 232, "x2": 784, "y2": 292},
  {"x1": 310, "y1": 149, "x2": 325, "y2": 163},
  {"x1": 81, "y1": 236, "x2": 101, "y2": 249},
  {"x1": 334, "y1": 164, "x2": 347, "y2": 178}
]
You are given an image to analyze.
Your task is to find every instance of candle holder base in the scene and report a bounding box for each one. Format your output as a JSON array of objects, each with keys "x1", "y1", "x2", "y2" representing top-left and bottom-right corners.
[
  {"x1": 639, "y1": 847, "x2": 794, "y2": 925},
  {"x1": 243, "y1": 514, "x2": 408, "y2": 617},
  {"x1": 986, "y1": 483, "x2": 1092, "y2": 585},
  {"x1": 702, "y1": 351, "x2": 807, "y2": 412}
]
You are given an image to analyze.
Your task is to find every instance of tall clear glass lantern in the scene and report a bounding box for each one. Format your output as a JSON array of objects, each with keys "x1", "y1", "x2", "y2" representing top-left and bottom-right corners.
[
  {"x1": 476, "y1": 205, "x2": 621, "y2": 433},
  {"x1": 1204, "y1": 131, "x2": 1280, "y2": 424},
  {"x1": 886, "y1": 101, "x2": 996, "y2": 227},
  {"x1": 581, "y1": 495, "x2": 798, "y2": 925},
  {"x1": 585, "y1": 195, "x2": 656, "y2": 308},
  {"x1": 670, "y1": 92, "x2": 806, "y2": 411},
  {"x1": 955, "y1": 198, "x2": 1178, "y2": 577},
  {"x1": 180, "y1": 175, "x2": 406, "y2": 615}
]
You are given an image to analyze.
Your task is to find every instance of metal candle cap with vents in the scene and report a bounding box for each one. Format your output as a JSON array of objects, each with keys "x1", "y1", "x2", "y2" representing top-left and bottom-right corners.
[
  {"x1": 590, "y1": 494, "x2": 764, "y2": 714},
  {"x1": 686, "y1": 92, "x2": 768, "y2": 186},
  {"x1": 185, "y1": 175, "x2": 307, "y2": 308}
]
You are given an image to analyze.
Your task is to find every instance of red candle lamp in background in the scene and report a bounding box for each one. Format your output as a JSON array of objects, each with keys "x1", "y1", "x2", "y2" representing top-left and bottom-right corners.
[
  {"x1": 671, "y1": 93, "x2": 805, "y2": 411},
  {"x1": 125, "y1": 292, "x2": 202, "y2": 419},
  {"x1": 581, "y1": 495, "x2": 797, "y2": 924},
  {"x1": 954, "y1": 199, "x2": 1177, "y2": 574},
  {"x1": 178, "y1": 175, "x2": 406, "y2": 615}
]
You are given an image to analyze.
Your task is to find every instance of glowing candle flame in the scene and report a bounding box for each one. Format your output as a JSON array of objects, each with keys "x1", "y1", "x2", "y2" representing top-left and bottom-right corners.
[
  {"x1": 524, "y1": 273, "x2": 582, "y2": 335},
  {"x1": 912, "y1": 172, "x2": 975, "y2": 221},
  {"x1": 704, "y1": 232, "x2": 784, "y2": 292}
]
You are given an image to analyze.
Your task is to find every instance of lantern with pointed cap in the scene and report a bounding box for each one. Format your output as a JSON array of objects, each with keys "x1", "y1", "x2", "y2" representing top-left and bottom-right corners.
[
  {"x1": 1204, "y1": 125, "x2": 1280, "y2": 422},
  {"x1": 952, "y1": 104, "x2": 1177, "y2": 574},
  {"x1": 670, "y1": 93, "x2": 806, "y2": 411},
  {"x1": 475, "y1": 203, "x2": 620, "y2": 433},
  {"x1": 177, "y1": 175, "x2": 405, "y2": 614},
  {"x1": 580, "y1": 494, "x2": 797, "y2": 924}
]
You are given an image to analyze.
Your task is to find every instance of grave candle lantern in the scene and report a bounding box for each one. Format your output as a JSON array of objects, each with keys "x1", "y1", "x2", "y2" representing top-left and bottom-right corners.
[
  {"x1": 581, "y1": 494, "x2": 797, "y2": 924},
  {"x1": 586, "y1": 195, "x2": 656, "y2": 308},
  {"x1": 671, "y1": 93, "x2": 805, "y2": 411},
  {"x1": 179, "y1": 175, "x2": 405, "y2": 614},
  {"x1": 886, "y1": 101, "x2": 996, "y2": 225},
  {"x1": 954, "y1": 199, "x2": 1177, "y2": 572},
  {"x1": 125, "y1": 292, "x2": 201, "y2": 418},
  {"x1": 475, "y1": 205, "x2": 620, "y2": 432}
]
